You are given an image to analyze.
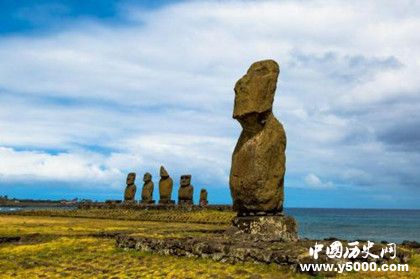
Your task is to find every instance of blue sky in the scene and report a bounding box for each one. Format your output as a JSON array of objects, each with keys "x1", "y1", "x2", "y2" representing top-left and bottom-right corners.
[{"x1": 0, "y1": 1, "x2": 419, "y2": 208}]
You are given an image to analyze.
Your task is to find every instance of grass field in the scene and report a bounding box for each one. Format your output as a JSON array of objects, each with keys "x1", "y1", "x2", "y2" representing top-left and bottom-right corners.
[
  {"x1": 7, "y1": 208, "x2": 235, "y2": 224},
  {"x1": 0, "y1": 210, "x2": 418, "y2": 278}
]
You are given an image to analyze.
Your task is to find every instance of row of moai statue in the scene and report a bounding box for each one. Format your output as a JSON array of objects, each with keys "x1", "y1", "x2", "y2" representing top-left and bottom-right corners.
[{"x1": 123, "y1": 166, "x2": 208, "y2": 206}]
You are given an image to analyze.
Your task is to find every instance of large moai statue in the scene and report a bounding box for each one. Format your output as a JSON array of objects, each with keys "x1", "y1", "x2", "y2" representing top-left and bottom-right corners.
[
  {"x1": 124, "y1": 172, "x2": 137, "y2": 203},
  {"x1": 158, "y1": 166, "x2": 175, "y2": 204},
  {"x1": 178, "y1": 175, "x2": 194, "y2": 205},
  {"x1": 199, "y1": 188, "x2": 208, "y2": 206},
  {"x1": 228, "y1": 60, "x2": 297, "y2": 242},
  {"x1": 140, "y1": 172, "x2": 155, "y2": 204}
]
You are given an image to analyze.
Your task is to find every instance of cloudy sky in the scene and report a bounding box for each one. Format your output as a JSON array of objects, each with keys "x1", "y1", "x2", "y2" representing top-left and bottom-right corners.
[{"x1": 0, "y1": 0, "x2": 419, "y2": 208}]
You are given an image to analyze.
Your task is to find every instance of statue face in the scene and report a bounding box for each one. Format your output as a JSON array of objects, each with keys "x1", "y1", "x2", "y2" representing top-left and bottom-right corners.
[
  {"x1": 126, "y1": 172, "x2": 136, "y2": 185},
  {"x1": 180, "y1": 175, "x2": 191, "y2": 186},
  {"x1": 233, "y1": 60, "x2": 279, "y2": 119},
  {"x1": 160, "y1": 166, "x2": 169, "y2": 178},
  {"x1": 143, "y1": 172, "x2": 152, "y2": 182}
]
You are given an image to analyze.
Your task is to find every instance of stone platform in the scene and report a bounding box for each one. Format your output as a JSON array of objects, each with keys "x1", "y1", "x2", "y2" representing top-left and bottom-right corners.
[
  {"x1": 228, "y1": 215, "x2": 298, "y2": 242},
  {"x1": 77, "y1": 202, "x2": 232, "y2": 211},
  {"x1": 158, "y1": 199, "x2": 175, "y2": 205},
  {"x1": 140, "y1": 200, "x2": 156, "y2": 205},
  {"x1": 116, "y1": 235, "x2": 411, "y2": 275}
]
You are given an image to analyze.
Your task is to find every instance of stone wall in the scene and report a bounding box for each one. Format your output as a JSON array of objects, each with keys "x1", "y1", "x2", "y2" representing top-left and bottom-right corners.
[
  {"x1": 77, "y1": 202, "x2": 232, "y2": 212},
  {"x1": 116, "y1": 235, "x2": 412, "y2": 276}
]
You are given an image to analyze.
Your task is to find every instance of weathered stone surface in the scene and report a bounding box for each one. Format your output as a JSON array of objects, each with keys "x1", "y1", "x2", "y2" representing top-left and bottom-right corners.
[
  {"x1": 158, "y1": 166, "x2": 175, "y2": 204},
  {"x1": 178, "y1": 175, "x2": 194, "y2": 205},
  {"x1": 199, "y1": 189, "x2": 208, "y2": 206},
  {"x1": 116, "y1": 236, "x2": 411, "y2": 275},
  {"x1": 228, "y1": 215, "x2": 298, "y2": 242},
  {"x1": 140, "y1": 172, "x2": 155, "y2": 204},
  {"x1": 124, "y1": 172, "x2": 137, "y2": 202},
  {"x1": 230, "y1": 59, "x2": 286, "y2": 215}
]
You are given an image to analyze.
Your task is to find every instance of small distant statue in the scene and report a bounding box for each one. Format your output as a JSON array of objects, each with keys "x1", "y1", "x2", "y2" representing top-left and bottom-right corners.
[
  {"x1": 199, "y1": 189, "x2": 208, "y2": 206},
  {"x1": 140, "y1": 172, "x2": 155, "y2": 204},
  {"x1": 158, "y1": 166, "x2": 175, "y2": 204},
  {"x1": 124, "y1": 172, "x2": 137, "y2": 202},
  {"x1": 178, "y1": 175, "x2": 194, "y2": 205}
]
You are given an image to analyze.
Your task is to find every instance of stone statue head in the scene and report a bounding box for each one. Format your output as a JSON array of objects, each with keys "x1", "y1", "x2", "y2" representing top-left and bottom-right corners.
[
  {"x1": 233, "y1": 60, "x2": 279, "y2": 119},
  {"x1": 180, "y1": 175, "x2": 191, "y2": 187},
  {"x1": 200, "y1": 189, "x2": 207, "y2": 194},
  {"x1": 143, "y1": 172, "x2": 152, "y2": 183},
  {"x1": 126, "y1": 172, "x2": 136, "y2": 185},
  {"x1": 160, "y1": 166, "x2": 169, "y2": 178}
]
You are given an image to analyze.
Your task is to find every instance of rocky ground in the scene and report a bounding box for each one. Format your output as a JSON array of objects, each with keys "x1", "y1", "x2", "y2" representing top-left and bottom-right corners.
[
  {"x1": 0, "y1": 209, "x2": 419, "y2": 278},
  {"x1": 116, "y1": 234, "x2": 412, "y2": 277}
]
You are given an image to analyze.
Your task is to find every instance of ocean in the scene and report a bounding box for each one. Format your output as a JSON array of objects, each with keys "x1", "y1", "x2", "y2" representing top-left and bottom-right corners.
[
  {"x1": 1, "y1": 207, "x2": 418, "y2": 243},
  {"x1": 286, "y1": 208, "x2": 420, "y2": 244},
  {"x1": 0, "y1": 206, "x2": 75, "y2": 212}
]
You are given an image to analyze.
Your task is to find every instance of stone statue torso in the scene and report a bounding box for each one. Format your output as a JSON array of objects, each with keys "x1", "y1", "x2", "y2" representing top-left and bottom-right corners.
[
  {"x1": 142, "y1": 181, "x2": 154, "y2": 201},
  {"x1": 178, "y1": 185, "x2": 193, "y2": 200},
  {"x1": 230, "y1": 113, "x2": 286, "y2": 214},
  {"x1": 124, "y1": 184, "x2": 137, "y2": 201},
  {"x1": 159, "y1": 177, "x2": 173, "y2": 200}
]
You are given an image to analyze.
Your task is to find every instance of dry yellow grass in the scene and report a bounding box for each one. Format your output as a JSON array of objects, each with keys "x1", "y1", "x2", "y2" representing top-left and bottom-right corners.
[
  {"x1": 0, "y1": 237, "x2": 305, "y2": 279},
  {"x1": 0, "y1": 214, "x2": 418, "y2": 278},
  {"x1": 8, "y1": 208, "x2": 236, "y2": 224}
]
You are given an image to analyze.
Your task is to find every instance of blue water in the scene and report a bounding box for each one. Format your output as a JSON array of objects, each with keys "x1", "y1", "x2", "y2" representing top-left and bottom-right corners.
[
  {"x1": 1, "y1": 207, "x2": 418, "y2": 243},
  {"x1": 0, "y1": 207, "x2": 21, "y2": 212},
  {"x1": 0, "y1": 206, "x2": 75, "y2": 212},
  {"x1": 286, "y1": 208, "x2": 420, "y2": 243}
]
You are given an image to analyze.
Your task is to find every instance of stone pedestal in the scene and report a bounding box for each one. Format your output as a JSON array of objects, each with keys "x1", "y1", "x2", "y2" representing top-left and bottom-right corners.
[
  {"x1": 140, "y1": 200, "x2": 155, "y2": 205},
  {"x1": 158, "y1": 199, "x2": 175, "y2": 205},
  {"x1": 178, "y1": 199, "x2": 193, "y2": 206},
  {"x1": 229, "y1": 215, "x2": 298, "y2": 242},
  {"x1": 123, "y1": 200, "x2": 137, "y2": 205},
  {"x1": 199, "y1": 200, "x2": 208, "y2": 206}
]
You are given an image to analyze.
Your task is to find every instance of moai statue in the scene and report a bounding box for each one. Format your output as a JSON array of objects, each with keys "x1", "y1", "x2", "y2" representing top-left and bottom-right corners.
[
  {"x1": 124, "y1": 172, "x2": 137, "y2": 203},
  {"x1": 158, "y1": 166, "x2": 175, "y2": 204},
  {"x1": 140, "y1": 172, "x2": 155, "y2": 204},
  {"x1": 228, "y1": 60, "x2": 297, "y2": 242},
  {"x1": 178, "y1": 175, "x2": 194, "y2": 205},
  {"x1": 199, "y1": 188, "x2": 208, "y2": 206}
]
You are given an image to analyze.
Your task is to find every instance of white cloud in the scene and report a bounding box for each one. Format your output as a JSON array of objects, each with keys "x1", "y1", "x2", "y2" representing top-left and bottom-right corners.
[
  {"x1": 304, "y1": 173, "x2": 334, "y2": 189},
  {"x1": 0, "y1": 147, "x2": 121, "y2": 183}
]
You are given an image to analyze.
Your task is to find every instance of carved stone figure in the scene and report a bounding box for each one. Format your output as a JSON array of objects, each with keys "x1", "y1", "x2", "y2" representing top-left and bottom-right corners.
[
  {"x1": 228, "y1": 60, "x2": 297, "y2": 242},
  {"x1": 140, "y1": 172, "x2": 155, "y2": 204},
  {"x1": 158, "y1": 166, "x2": 175, "y2": 204},
  {"x1": 124, "y1": 172, "x2": 137, "y2": 202},
  {"x1": 230, "y1": 59, "x2": 286, "y2": 215},
  {"x1": 178, "y1": 175, "x2": 193, "y2": 205},
  {"x1": 199, "y1": 189, "x2": 208, "y2": 206}
]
